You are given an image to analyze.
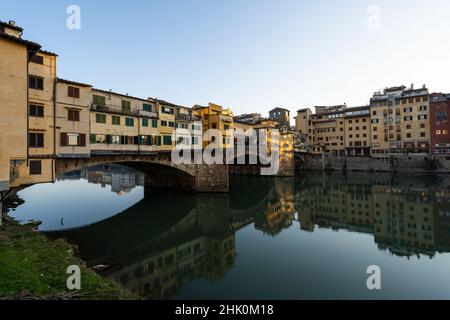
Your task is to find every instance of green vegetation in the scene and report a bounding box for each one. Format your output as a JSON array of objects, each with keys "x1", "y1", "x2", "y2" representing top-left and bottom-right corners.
[{"x1": 0, "y1": 218, "x2": 135, "y2": 300}]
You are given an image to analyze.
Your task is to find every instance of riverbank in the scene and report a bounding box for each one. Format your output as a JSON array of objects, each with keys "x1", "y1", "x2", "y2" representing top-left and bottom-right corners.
[
  {"x1": 297, "y1": 153, "x2": 450, "y2": 173},
  {"x1": 0, "y1": 214, "x2": 135, "y2": 300}
]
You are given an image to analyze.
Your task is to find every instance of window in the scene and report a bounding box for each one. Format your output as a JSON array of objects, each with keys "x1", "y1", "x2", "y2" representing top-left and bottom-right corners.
[
  {"x1": 29, "y1": 133, "x2": 44, "y2": 148},
  {"x1": 192, "y1": 137, "x2": 199, "y2": 145},
  {"x1": 96, "y1": 114, "x2": 106, "y2": 124},
  {"x1": 68, "y1": 109, "x2": 80, "y2": 121},
  {"x1": 61, "y1": 133, "x2": 86, "y2": 147},
  {"x1": 68, "y1": 133, "x2": 79, "y2": 146},
  {"x1": 29, "y1": 104, "x2": 44, "y2": 117},
  {"x1": 125, "y1": 118, "x2": 134, "y2": 127},
  {"x1": 161, "y1": 120, "x2": 168, "y2": 126},
  {"x1": 29, "y1": 76, "x2": 43, "y2": 90},
  {"x1": 406, "y1": 133, "x2": 412, "y2": 138},
  {"x1": 122, "y1": 100, "x2": 131, "y2": 113},
  {"x1": 143, "y1": 103, "x2": 152, "y2": 112},
  {"x1": 154, "y1": 135, "x2": 162, "y2": 146},
  {"x1": 112, "y1": 116, "x2": 121, "y2": 125},
  {"x1": 29, "y1": 160, "x2": 42, "y2": 175},
  {"x1": 224, "y1": 124, "x2": 229, "y2": 130},
  {"x1": 436, "y1": 130, "x2": 442, "y2": 135},
  {"x1": 68, "y1": 86, "x2": 80, "y2": 98},
  {"x1": 30, "y1": 54, "x2": 43, "y2": 64},
  {"x1": 162, "y1": 107, "x2": 174, "y2": 114},
  {"x1": 111, "y1": 135, "x2": 121, "y2": 144},
  {"x1": 163, "y1": 135, "x2": 172, "y2": 145},
  {"x1": 372, "y1": 111, "x2": 377, "y2": 116},
  {"x1": 168, "y1": 121, "x2": 175, "y2": 127},
  {"x1": 93, "y1": 95, "x2": 106, "y2": 106},
  {"x1": 404, "y1": 107, "x2": 413, "y2": 113},
  {"x1": 418, "y1": 114, "x2": 427, "y2": 120},
  {"x1": 142, "y1": 118, "x2": 149, "y2": 127},
  {"x1": 420, "y1": 132, "x2": 426, "y2": 137},
  {"x1": 152, "y1": 119, "x2": 158, "y2": 128},
  {"x1": 444, "y1": 130, "x2": 449, "y2": 135}
]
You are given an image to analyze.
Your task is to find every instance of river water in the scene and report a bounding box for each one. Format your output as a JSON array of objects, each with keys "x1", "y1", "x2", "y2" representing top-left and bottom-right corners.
[{"x1": 8, "y1": 164, "x2": 450, "y2": 299}]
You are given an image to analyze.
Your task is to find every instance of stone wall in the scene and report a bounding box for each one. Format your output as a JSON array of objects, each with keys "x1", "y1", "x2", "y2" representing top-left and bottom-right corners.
[
  {"x1": 194, "y1": 164, "x2": 229, "y2": 192},
  {"x1": 297, "y1": 153, "x2": 450, "y2": 173}
]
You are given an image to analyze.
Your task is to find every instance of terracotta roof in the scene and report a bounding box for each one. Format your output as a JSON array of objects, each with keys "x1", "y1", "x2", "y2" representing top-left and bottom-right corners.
[
  {"x1": 0, "y1": 20, "x2": 23, "y2": 32},
  {"x1": 0, "y1": 33, "x2": 40, "y2": 51},
  {"x1": 57, "y1": 78, "x2": 92, "y2": 88},
  {"x1": 39, "y1": 49, "x2": 58, "y2": 57}
]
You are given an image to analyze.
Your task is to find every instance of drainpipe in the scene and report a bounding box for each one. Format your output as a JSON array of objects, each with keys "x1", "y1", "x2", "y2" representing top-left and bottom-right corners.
[{"x1": 52, "y1": 75, "x2": 57, "y2": 182}]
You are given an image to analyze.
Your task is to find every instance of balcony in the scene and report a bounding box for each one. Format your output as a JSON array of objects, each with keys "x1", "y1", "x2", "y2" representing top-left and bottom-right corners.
[
  {"x1": 139, "y1": 110, "x2": 158, "y2": 118},
  {"x1": 176, "y1": 113, "x2": 193, "y2": 121}
]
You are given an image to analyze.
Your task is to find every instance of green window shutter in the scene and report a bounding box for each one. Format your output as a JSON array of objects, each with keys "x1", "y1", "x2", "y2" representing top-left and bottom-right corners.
[
  {"x1": 112, "y1": 116, "x2": 120, "y2": 125},
  {"x1": 106, "y1": 135, "x2": 112, "y2": 144},
  {"x1": 122, "y1": 100, "x2": 131, "y2": 113},
  {"x1": 90, "y1": 134, "x2": 96, "y2": 144},
  {"x1": 164, "y1": 135, "x2": 172, "y2": 145},
  {"x1": 142, "y1": 118, "x2": 148, "y2": 127},
  {"x1": 143, "y1": 103, "x2": 152, "y2": 112},
  {"x1": 93, "y1": 95, "x2": 106, "y2": 106},
  {"x1": 152, "y1": 119, "x2": 158, "y2": 128},
  {"x1": 96, "y1": 114, "x2": 106, "y2": 123}
]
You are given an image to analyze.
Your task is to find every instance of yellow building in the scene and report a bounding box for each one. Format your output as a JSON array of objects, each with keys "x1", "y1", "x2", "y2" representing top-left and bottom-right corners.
[
  {"x1": 55, "y1": 78, "x2": 92, "y2": 158},
  {"x1": 174, "y1": 105, "x2": 202, "y2": 149},
  {"x1": 155, "y1": 99, "x2": 176, "y2": 152},
  {"x1": 344, "y1": 106, "x2": 371, "y2": 156},
  {"x1": 312, "y1": 105, "x2": 346, "y2": 156},
  {"x1": 0, "y1": 21, "x2": 39, "y2": 190},
  {"x1": 193, "y1": 103, "x2": 234, "y2": 149},
  {"x1": 370, "y1": 85, "x2": 429, "y2": 155},
  {"x1": 90, "y1": 89, "x2": 160, "y2": 155}
]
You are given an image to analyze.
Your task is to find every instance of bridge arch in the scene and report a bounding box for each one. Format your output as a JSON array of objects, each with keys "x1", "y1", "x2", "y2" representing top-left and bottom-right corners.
[{"x1": 55, "y1": 153, "x2": 229, "y2": 192}]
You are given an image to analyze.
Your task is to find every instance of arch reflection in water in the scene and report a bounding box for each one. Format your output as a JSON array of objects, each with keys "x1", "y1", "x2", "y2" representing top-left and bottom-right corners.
[{"x1": 41, "y1": 169, "x2": 450, "y2": 299}]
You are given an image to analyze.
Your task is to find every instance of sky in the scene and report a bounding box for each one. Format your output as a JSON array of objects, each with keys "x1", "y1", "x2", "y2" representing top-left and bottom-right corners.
[{"x1": 2, "y1": 0, "x2": 450, "y2": 120}]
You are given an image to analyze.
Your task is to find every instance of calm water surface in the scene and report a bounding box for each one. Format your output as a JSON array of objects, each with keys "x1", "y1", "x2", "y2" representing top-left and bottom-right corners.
[{"x1": 9, "y1": 165, "x2": 450, "y2": 299}]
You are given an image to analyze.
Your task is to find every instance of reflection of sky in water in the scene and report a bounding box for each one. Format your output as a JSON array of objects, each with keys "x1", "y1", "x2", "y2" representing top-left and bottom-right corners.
[{"x1": 11, "y1": 179, "x2": 144, "y2": 231}]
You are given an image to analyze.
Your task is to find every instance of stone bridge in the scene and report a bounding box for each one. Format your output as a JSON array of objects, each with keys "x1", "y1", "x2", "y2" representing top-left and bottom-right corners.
[{"x1": 55, "y1": 151, "x2": 229, "y2": 192}]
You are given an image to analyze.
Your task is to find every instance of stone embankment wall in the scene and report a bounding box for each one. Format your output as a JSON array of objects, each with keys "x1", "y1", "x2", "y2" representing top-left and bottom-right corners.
[{"x1": 297, "y1": 154, "x2": 450, "y2": 173}]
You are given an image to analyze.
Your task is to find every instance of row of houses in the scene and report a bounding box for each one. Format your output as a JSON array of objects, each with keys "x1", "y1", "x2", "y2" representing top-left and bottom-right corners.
[
  {"x1": 0, "y1": 19, "x2": 295, "y2": 191},
  {"x1": 295, "y1": 85, "x2": 450, "y2": 157},
  {"x1": 0, "y1": 20, "x2": 237, "y2": 190}
]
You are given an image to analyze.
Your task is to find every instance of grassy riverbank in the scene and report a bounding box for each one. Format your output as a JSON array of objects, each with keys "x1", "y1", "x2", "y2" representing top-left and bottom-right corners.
[{"x1": 0, "y1": 216, "x2": 135, "y2": 300}]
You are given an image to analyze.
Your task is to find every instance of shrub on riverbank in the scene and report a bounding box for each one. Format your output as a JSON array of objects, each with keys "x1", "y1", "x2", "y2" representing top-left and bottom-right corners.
[{"x1": 0, "y1": 218, "x2": 135, "y2": 300}]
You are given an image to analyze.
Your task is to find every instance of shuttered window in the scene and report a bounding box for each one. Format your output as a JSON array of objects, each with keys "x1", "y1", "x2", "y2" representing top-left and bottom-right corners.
[
  {"x1": 29, "y1": 133, "x2": 44, "y2": 148},
  {"x1": 29, "y1": 76, "x2": 44, "y2": 90},
  {"x1": 93, "y1": 95, "x2": 106, "y2": 106},
  {"x1": 112, "y1": 116, "x2": 121, "y2": 125},
  {"x1": 163, "y1": 135, "x2": 172, "y2": 145},
  {"x1": 122, "y1": 100, "x2": 131, "y2": 113},
  {"x1": 125, "y1": 118, "x2": 134, "y2": 127},
  {"x1": 61, "y1": 133, "x2": 86, "y2": 146},
  {"x1": 67, "y1": 86, "x2": 80, "y2": 98},
  {"x1": 68, "y1": 109, "x2": 80, "y2": 121},
  {"x1": 29, "y1": 104, "x2": 44, "y2": 117},
  {"x1": 29, "y1": 160, "x2": 42, "y2": 175},
  {"x1": 96, "y1": 114, "x2": 107, "y2": 124},
  {"x1": 142, "y1": 118, "x2": 149, "y2": 127},
  {"x1": 152, "y1": 119, "x2": 158, "y2": 128}
]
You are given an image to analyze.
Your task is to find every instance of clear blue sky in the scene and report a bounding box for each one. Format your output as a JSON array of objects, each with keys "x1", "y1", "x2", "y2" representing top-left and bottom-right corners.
[{"x1": 2, "y1": 0, "x2": 450, "y2": 119}]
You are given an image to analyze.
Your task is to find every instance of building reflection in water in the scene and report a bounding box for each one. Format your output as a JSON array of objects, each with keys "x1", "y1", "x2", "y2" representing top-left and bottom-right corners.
[
  {"x1": 47, "y1": 167, "x2": 450, "y2": 299},
  {"x1": 296, "y1": 173, "x2": 450, "y2": 259},
  {"x1": 58, "y1": 164, "x2": 145, "y2": 195}
]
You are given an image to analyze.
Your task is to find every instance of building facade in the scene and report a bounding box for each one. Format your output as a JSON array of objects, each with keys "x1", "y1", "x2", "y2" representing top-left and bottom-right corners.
[{"x1": 430, "y1": 93, "x2": 450, "y2": 156}]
